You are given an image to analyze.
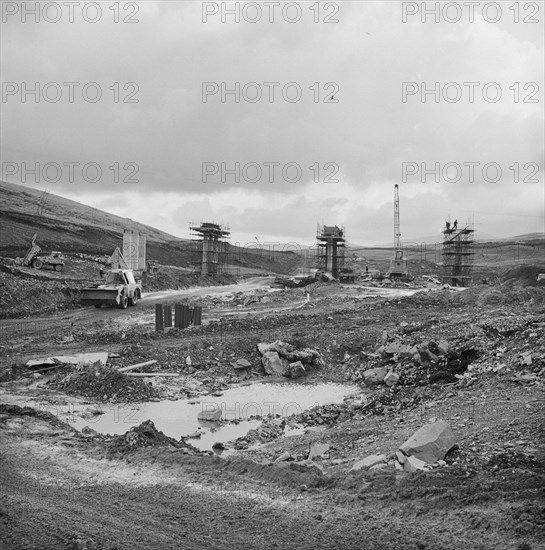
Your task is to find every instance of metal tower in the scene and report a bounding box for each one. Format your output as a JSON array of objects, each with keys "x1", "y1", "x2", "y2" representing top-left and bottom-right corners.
[
  {"x1": 394, "y1": 184, "x2": 402, "y2": 260},
  {"x1": 387, "y1": 184, "x2": 409, "y2": 277}
]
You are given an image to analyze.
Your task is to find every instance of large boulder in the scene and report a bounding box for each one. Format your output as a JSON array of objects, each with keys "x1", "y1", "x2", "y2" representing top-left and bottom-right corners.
[{"x1": 399, "y1": 421, "x2": 456, "y2": 463}]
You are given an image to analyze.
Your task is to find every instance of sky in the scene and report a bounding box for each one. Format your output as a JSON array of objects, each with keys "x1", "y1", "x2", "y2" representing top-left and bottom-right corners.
[{"x1": 1, "y1": 0, "x2": 544, "y2": 247}]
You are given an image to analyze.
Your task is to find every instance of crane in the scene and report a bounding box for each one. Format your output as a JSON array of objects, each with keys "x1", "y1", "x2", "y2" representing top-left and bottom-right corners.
[
  {"x1": 387, "y1": 184, "x2": 409, "y2": 277},
  {"x1": 394, "y1": 184, "x2": 403, "y2": 260}
]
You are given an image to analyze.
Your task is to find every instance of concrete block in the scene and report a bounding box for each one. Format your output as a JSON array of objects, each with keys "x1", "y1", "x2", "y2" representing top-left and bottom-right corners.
[{"x1": 399, "y1": 421, "x2": 456, "y2": 464}]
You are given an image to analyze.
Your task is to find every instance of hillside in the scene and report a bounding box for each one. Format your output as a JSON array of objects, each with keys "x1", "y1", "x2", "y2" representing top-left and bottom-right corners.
[{"x1": 0, "y1": 181, "x2": 302, "y2": 274}]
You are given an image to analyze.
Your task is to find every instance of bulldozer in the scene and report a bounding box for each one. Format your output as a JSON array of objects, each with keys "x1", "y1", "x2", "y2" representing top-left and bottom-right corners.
[{"x1": 16, "y1": 234, "x2": 65, "y2": 271}]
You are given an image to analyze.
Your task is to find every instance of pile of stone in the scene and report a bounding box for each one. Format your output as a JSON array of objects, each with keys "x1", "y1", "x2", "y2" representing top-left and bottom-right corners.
[
  {"x1": 257, "y1": 340, "x2": 323, "y2": 379},
  {"x1": 350, "y1": 421, "x2": 457, "y2": 474}
]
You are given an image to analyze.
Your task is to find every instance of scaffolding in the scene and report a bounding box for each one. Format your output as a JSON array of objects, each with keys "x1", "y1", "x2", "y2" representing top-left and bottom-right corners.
[
  {"x1": 316, "y1": 224, "x2": 345, "y2": 278},
  {"x1": 441, "y1": 221, "x2": 475, "y2": 287},
  {"x1": 189, "y1": 222, "x2": 230, "y2": 276}
]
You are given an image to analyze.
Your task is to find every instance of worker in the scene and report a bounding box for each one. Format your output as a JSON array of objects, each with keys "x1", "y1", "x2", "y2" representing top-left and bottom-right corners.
[
  {"x1": 453, "y1": 219, "x2": 458, "y2": 230},
  {"x1": 446, "y1": 221, "x2": 451, "y2": 231}
]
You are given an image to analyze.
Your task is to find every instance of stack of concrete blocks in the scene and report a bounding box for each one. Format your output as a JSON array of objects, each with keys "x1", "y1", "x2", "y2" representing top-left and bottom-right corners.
[{"x1": 123, "y1": 230, "x2": 146, "y2": 271}]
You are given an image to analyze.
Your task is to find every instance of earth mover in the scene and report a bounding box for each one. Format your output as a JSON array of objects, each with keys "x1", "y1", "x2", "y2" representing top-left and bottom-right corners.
[
  {"x1": 81, "y1": 269, "x2": 142, "y2": 309},
  {"x1": 16, "y1": 234, "x2": 65, "y2": 271}
]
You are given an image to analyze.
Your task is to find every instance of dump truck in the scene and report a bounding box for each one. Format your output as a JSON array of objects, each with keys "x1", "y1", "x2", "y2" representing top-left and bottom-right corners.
[
  {"x1": 81, "y1": 269, "x2": 142, "y2": 309},
  {"x1": 16, "y1": 234, "x2": 65, "y2": 271}
]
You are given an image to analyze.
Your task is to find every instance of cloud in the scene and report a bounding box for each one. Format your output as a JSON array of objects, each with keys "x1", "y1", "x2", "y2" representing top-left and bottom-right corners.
[{"x1": 1, "y1": 0, "x2": 543, "y2": 242}]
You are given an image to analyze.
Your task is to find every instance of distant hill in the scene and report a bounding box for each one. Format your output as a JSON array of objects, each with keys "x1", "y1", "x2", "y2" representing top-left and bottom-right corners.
[{"x1": 0, "y1": 181, "x2": 302, "y2": 274}]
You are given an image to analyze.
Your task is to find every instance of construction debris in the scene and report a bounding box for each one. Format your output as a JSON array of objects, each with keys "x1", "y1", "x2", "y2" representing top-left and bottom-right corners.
[
  {"x1": 257, "y1": 340, "x2": 323, "y2": 378},
  {"x1": 118, "y1": 360, "x2": 158, "y2": 373},
  {"x1": 47, "y1": 362, "x2": 158, "y2": 402},
  {"x1": 26, "y1": 352, "x2": 109, "y2": 369},
  {"x1": 126, "y1": 373, "x2": 179, "y2": 377}
]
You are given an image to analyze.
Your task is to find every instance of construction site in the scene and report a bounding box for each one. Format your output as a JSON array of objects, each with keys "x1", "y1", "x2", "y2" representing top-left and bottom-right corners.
[{"x1": 0, "y1": 178, "x2": 544, "y2": 550}]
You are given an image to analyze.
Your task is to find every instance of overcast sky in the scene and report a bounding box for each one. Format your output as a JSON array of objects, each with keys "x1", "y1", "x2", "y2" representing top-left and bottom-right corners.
[{"x1": 1, "y1": 0, "x2": 544, "y2": 246}]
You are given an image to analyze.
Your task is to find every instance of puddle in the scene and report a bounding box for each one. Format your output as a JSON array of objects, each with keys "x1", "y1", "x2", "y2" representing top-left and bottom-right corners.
[{"x1": 63, "y1": 381, "x2": 358, "y2": 451}]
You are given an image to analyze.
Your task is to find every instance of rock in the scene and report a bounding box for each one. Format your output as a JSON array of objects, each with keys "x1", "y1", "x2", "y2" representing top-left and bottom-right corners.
[
  {"x1": 262, "y1": 351, "x2": 289, "y2": 376},
  {"x1": 363, "y1": 367, "x2": 389, "y2": 386},
  {"x1": 257, "y1": 340, "x2": 321, "y2": 364},
  {"x1": 350, "y1": 454, "x2": 387, "y2": 472},
  {"x1": 235, "y1": 358, "x2": 251, "y2": 368},
  {"x1": 185, "y1": 356, "x2": 192, "y2": 366},
  {"x1": 384, "y1": 342, "x2": 411, "y2": 356},
  {"x1": 384, "y1": 371, "x2": 399, "y2": 387},
  {"x1": 275, "y1": 451, "x2": 291, "y2": 462},
  {"x1": 288, "y1": 361, "x2": 306, "y2": 378},
  {"x1": 417, "y1": 344, "x2": 439, "y2": 363},
  {"x1": 395, "y1": 450, "x2": 407, "y2": 464},
  {"x1": 437, "y1": 340, "x2": 450, "y2": 355},
  {"x1": 399, "y1": 421, "x2": 456, "y2": 464},
  {"x1": 403, "y1": 455, "x2": 427, "y2": 472},
  {"x1": 308, "y1": 443, "x2": 330, "y2": 461},
  {"x1": 197, "y1": 406, "x2": 222, "y2": 422}
]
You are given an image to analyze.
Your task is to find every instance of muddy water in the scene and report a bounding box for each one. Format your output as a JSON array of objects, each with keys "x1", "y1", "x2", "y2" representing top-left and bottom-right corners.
[{"x1": 67, "y1": 381, "x2": 358, "y2": 451}]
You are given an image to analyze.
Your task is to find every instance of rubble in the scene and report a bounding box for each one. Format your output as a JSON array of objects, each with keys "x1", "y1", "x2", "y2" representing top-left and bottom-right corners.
[
  {"x1": 26, "y1": 352, "x2": 109, "y2": 369},
  {"x1": 48, "y1": 362, "x2": 158, "y2": 402},
  {"x1": 106, "y1": 420, "x2": 192, "y2": 455},
  {"x1": 350, "y1": 454, "x2": 387, "y2": 472},
  {"x1": 257, "y1": 340, "x2": 323, "y2": 378}
]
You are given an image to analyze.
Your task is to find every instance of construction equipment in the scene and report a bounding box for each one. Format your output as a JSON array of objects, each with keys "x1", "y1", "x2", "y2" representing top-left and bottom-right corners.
[
  {"x1": 81, "y1": 269, "x2": 142, "y2": 309},
  {"x1": 338, "y1": 267, "x2": 355, "y2": 283},
  {"x1": 387, "y1": 185, "x2": 409, "y2": 278},
  {"x1": 16, "y1": 234, "x2": 65, "y2": 271}
]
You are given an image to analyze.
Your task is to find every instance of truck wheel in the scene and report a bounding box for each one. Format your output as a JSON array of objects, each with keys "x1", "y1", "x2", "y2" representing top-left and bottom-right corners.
[
  {"x1": 128, "y1": 294, "x2": 138, "y2": 306},
  {"x1": 119, "y1": 295, "x2": 128, "y2": 309},
  {"x1": 32, "y1": 259, "x2": 43, "y2": 269},
  {"x1": 54, "y1": 264, "x2": 63, "y2": 272}
]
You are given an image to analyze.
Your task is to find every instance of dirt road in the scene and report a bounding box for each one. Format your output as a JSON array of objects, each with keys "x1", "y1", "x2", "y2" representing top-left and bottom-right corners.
[{"x1": 1, "y1": 281, "x2": 544, "y2": 550}]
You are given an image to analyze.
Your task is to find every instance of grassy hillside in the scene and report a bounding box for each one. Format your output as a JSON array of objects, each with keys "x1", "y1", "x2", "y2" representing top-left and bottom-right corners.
[{"x1": 0, "y1": 181, "x2": 302, "y2": 275}]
